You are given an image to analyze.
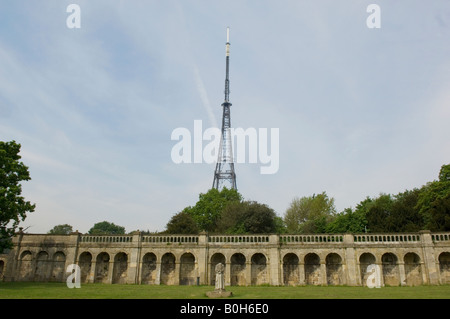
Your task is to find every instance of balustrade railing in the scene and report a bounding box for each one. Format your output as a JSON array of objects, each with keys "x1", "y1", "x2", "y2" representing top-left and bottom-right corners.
[
  {"x1": 280, "y1": 234, "x2": 343, "y2": 243},
  {"x1": 208, "y1": 235, "x2": 270, "y2": 243},
  {"x1": 80, "y1": 235, "x2": 133, "y2": 243},
  {"x1": 353, "y1": 233, "x2": 420, "y2": 243},
  {"x1": 77, "y1": 232, "x2": 450, "y2": 246},
  {"x1": 141, "y1": 235, "x2": 198, "y2": 244}
]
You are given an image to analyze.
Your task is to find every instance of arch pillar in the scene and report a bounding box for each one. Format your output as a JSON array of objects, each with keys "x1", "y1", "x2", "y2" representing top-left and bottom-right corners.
[
  {"x1": 320, "y1": 261, "x2": 327, "y2": 286},
  {"x1": 245, "y1": 260, "x2": 252, "y2": 286},
  {"x1": 376, "y1": 262, "x2": 385, "y2": 287},
  {"x1": 225, "y1": 261, "x2": 231, "y2": 286},
  {"x1": 155, "y1": 260, "x2": 161, "y2": 285},
  {"x1": 174, "y1": 261, "x2": 181, "y2": 286},
  {"x1": 107, "y1": 259, "x2": 114, "y2": 284},
  {"x1": 398, "y1": 261, "x2": 406, "y2": 286},
  {"x1": 298, "y1": 261, "x2": 305, "y2": 285},
  {"x1": 420, "y1": 261, "x2": 428, "y2": 285}
]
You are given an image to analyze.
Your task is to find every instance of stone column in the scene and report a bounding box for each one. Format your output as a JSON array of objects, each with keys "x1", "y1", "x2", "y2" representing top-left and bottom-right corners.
[
  {"x1": 10, "y1": 230, "x2": 24, "y2": 282},
  {"x1": 398, "y1": 261, "x2": 406, "y2": 286},
  {"x1": 298, "y1": 260, "x2": 305, "y2": 285},
  {"x1": 245, "y1": 260, "x2": 252, "y2": 286},
  {"x1": 269, "y1": 235, "x2": 280, "y2": 285},
  {"x1": 225, "y1": 261, "x2": 231, "y2": 286},
  {"x1": 320, "y1": 261, "x2": 327, "y2": 285},
  {"x1": 343, "y1": 234, "x2": 358, "y2": 286},
  {"x1": 155, "y1": 260, "x2": 161, "y2": 285},
  {"x1": 377, "y1": 262, "x2": 385, "y2": 287},
  {"x1": 420, "y1": 261, "x2": 428, "y2": 285},
  {"x1": 88, "y1": 260, "x2": 96, "y2": 283},
  {"x1": 174, "y1": 260, "x2": 181, "y2": 285},
  {"x1": 420, "y1": 230, "x2": 439, "y2": 285},
  {"x1": 107, "y1": 258, "x2": 114, "y2": 284},
  {"x1": 127, "y1": 232, "x2": 142, "y2": 284},
  {"x1": 197, "y1": 232, "x2": 208, "y2": 285}
]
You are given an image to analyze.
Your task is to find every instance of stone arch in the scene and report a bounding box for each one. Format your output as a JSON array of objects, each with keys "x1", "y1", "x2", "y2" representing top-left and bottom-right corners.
[
  {"x1": 78, "y1": 252, "x2": 92, "y2": 283},
  {"x1": 141, "y1": 252, "x2": 157, "y2": 285},
  {"x1": 381, "y1": 253, "x2": 400, "y2": 286},
  {"x1": 210, "y1": 253, "x2": 226, "y2": 286},
  {"x1": 51, "y1": 251, "x2": 66, "y2": 282},
  {"x1": 95, "y1": 252, "x2": 110, "y2": 283},
  {"x1": 283, "y1": 253, "x2": 299, "y2": 286},
  {"x1": 251, "y1": 253, "x2": 268, "y2": 285},
  {"x1": 18, "y1": 250, "x2": 33, "y2": 281},
  {"x1": 438, "y1": 252, "x2": 450, "y2": 284},
  {"x1": 230, "y1": 253, "x2": 246, "y2": 286},
  {"x1": 304, "y1": 253, "x2": 320, "y2": 285},
  {"x1": 326, "y1": 253, "x2": 343, "y2": 285},
  {"x1": 359, "y1": 252, "x2": 376, "y2": 287},
  {"x1": 34, "y1": 251, "x2": 50, "y2": 281},
  {"x1": 404, "y1": 252, "x2": 422, "y2": 286},
  {"x1": 180, "y1": 252, "x2": 196, "y2": 285},
  {"x1": 112, "y1": 252, "x2": 128, "y2": 284},
  {"x1": 160, "y1": 253, "x2": 176, "y2": 285}
]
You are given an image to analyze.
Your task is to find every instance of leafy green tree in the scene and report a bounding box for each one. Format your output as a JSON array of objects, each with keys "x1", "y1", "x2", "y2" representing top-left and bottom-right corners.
[
  {"x1": 0, "y1": 141, "x2": 35, "y2": 252},
  {"x1": 284, "y1": 192, "x2": 336, "y2": 233},
  {"x1": 390, "y1": 189, "x2": 423, "y2": 232},
  {"x1": 48, "y1": 224, "x2": 73, "y2": 235},
  {"x1": 364, "y1": 190, "x2": 424, "y2": 233},
  {"x1": 88, "y1": 221, "x2": 125, "y2": 235},
  {"x1": 165, "y1": 210, "x2": 199, "y2": 234},
  {"x1": 216, "y1": 200, "x2": 278, "y2": 234},
  {"x1": 186, "y1": 187, "x2": 242, "y2": 232},
  {"x1": 365, "y1": 193, "x2": 394, "y2": 232},
  {"x1": 326, "y1": 207, "x2": 368, "y2": 233},
  {"x1": 326, "y1": 197, "x2": 371, "y2": 233},
  {"x1": 416, "y1": 164, "x2": 450, "y2": 231}
]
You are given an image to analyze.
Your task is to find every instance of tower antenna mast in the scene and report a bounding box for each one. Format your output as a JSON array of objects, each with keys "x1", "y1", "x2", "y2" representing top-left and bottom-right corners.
[{"x1": 212, "y1": 27, "x2": 237, "y2": 190}]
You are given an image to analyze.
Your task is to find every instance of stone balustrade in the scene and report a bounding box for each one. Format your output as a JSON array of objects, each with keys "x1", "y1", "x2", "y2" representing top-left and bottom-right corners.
[{"x1": 1, "y1": 230, "x2": 449, "y2": 286}]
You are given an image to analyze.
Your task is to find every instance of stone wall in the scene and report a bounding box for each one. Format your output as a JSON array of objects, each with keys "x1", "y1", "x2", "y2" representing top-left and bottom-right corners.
[{"x1": 1, "y1": 231, "x2": 450, "y2": 286}]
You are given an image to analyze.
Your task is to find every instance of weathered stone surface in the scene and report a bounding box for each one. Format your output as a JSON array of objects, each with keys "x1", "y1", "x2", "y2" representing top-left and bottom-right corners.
[{"x1": 1, "y1": 231, "x2": 450, "y2": 287}]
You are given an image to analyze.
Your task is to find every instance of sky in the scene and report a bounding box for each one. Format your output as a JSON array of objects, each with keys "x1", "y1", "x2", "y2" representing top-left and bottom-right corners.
[{"x1": 1, "y1": 1, "x2": 449, "y2": 234}]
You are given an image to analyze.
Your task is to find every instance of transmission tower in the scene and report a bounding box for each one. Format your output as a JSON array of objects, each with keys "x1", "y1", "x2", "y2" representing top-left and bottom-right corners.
[{"x1": 212, "y1": 27, "x2": 237, "y2": 190}]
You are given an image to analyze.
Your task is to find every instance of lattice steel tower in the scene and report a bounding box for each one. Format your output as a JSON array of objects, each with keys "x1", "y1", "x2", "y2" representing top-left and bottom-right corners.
[{"x1": 212, "y1": 27, "x2": 237, "y2": 190}]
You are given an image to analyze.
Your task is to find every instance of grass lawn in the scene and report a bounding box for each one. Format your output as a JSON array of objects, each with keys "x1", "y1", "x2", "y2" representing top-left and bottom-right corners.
[{"x1": 0, "y1": 282, "x2": 449, "y2": 299}]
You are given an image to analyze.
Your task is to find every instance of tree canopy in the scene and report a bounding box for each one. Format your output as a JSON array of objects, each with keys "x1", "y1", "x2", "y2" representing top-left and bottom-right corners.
[
  {"x1": 165, "y1": 210, "x2": 199, "y2": 234},
  {"x1": 284, "y1": 192, "x2": 336, "y2": 233},
  {"x1": 282, "y1": 164, "x2": 450, "y2": 234},
  {"x1": 216, "y1": 200, "x2": 278, "y2": 234},
  {"x1": 88, "y1": 221, "x2": 125, "y2": 235},
  {"x1": 165, "y1": 188, "x2": 282, "y2": 234},
  {"x1": 48, "y1": 224, "x2": 74, "y2": 235},
  {"x1": 184, "y1": 187, "x2": 242, "y2": 232},
  {"x1": 0, "y1": 141, "x2": 35, "y2": 252}
]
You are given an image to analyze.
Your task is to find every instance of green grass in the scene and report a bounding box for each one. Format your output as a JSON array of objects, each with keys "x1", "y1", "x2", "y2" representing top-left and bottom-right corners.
[{"x1": 1, "y1": 282, "x2": 450, "y2": 299}]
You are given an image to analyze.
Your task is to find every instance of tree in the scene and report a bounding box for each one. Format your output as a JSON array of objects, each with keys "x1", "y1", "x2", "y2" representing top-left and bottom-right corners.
[
  {"x1": 216, "y1": 200, "x2": 278, "y2": 234},
  {"x1": 390, "y1": 189, "x2": 423, "y2": 232},
  {"x1": 0, "y1": 141, "x2": 35, "y2": 252},
  {"x1": 185, "y1": 187, "x2": 242, "y2": 232},
  {"x1": 416, "y1": 164, "x2": 450, "y2": 231},
  {"x1": 365, "y1": 193, "x2": 394, "y2": 232},
  {"x1": 48, "y1": 224, "x2": 73, "y2": 235},
  {"x1": 88, "y1": 221, "x2": 125, "y2": 235},
  {"x1": 326, "y1": 197, "x2": 371, "y2": 233},
  {"x1": 165, "y1": 210, "x2": 199, "y2": 234},
  {"x1": 284, "y1": 192, "x2": 336, "y2": 233}
]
